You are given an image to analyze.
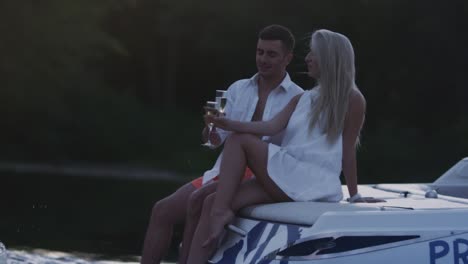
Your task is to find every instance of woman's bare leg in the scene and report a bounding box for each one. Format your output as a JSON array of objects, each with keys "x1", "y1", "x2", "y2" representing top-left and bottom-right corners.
[
  {"x1": 187, "y1": 179, "x2": 276, "y2": 264},
  {"x1": 204, "y1": 133, "x2": 290, "y2": 248},
  {"x1": 140, "y1": 182, "x2": 196, "y2": 264},
  {"x1": 178, "y1": 181, "x2": 218, "y2": 264}
]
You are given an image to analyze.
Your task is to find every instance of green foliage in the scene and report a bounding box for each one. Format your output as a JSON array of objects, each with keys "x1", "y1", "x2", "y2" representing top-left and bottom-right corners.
[
  {"x1": 0, "y1": 0, "x2": 467, "y2": 180},
  {"x1": 0, "y1": 0, "x2": 218, "y2": 173}
]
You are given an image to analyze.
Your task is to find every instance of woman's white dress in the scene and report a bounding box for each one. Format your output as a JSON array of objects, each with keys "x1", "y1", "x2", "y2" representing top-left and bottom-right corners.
[{"x1": 267, "y1": 89, "x2": 343, "y2": 202}]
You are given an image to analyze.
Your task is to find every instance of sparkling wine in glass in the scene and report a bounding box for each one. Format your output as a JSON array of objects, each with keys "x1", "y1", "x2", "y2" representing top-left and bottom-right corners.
[
  {"x1": 215, "y1": 90, "x2": 227, "y2": 114},
  {"x1": 202, "y1": 101, "x2": 219, "y2": 148},
  {"x1": 219, "y1": 97, "x2": 227, "y2": 114}
]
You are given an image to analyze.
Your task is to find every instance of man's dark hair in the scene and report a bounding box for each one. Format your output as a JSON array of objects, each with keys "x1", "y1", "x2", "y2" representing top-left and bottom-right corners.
[{"x1": 258, "y1": 24, "x2": 295, "y2": 53}]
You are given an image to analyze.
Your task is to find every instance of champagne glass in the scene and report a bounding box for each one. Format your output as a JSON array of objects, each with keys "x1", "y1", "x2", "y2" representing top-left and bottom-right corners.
[
  {"x1": 215, "y1": 90, "x2": 227, "y2": 115},
  {"x1": 202, "y1": 101, "x2": 219, "y2": 148}
]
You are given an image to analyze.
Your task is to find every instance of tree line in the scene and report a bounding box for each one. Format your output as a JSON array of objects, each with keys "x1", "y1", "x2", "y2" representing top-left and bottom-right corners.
[{"x1": 0, "y1": 0, "x2": 467, "y2": 182}]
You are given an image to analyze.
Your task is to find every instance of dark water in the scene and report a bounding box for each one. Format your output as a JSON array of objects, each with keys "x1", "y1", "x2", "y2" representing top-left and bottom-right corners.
[{"x1": 0, "y1": 171, "x2": 186, "y2": 262}]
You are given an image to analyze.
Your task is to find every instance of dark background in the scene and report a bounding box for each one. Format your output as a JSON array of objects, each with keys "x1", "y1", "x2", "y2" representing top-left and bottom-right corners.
[{"x1": 0, "y1": 0, "x2": 467, "y2": 261}]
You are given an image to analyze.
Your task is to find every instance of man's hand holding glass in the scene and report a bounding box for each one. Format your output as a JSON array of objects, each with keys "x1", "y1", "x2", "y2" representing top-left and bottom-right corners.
[{"x1": 202, "y1": 90, "x2": 227, "y2": 149}]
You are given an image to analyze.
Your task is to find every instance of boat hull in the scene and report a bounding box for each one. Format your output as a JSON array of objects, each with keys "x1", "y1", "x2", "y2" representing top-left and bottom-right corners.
[{"x1": 210, "y1": 206, "x2": 468, "y2": 264}]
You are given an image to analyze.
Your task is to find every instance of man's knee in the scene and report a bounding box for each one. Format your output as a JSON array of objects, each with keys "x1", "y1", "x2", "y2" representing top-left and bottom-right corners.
[
  {"x1": 187, "y1": 189, "x2": 208, "y2": 217},
  {"x1": 202, "y1": 193, "x2": 216, "y2": 213},
  {"x1": 151, "y1": 197, "x2": 176, "y2": 222}
]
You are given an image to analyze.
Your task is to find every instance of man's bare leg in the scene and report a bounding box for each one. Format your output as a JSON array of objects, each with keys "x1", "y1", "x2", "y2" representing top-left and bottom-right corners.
[
  {"x1": 140, "y1": 182, "x2": 196, "y2": 264},
  {"x1": 178, "y1": 182, "x2": 218, "y2": 264}
]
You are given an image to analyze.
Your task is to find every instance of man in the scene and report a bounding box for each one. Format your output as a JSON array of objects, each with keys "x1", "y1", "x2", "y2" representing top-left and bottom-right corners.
[{"x1": 141, "y1": 24, "x2": 303, "y2": 264}]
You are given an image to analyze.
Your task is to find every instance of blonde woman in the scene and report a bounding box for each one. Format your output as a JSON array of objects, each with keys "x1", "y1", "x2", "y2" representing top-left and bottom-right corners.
[{"x1": 186, "y1": 29, "x2": 366, "y2": 264}]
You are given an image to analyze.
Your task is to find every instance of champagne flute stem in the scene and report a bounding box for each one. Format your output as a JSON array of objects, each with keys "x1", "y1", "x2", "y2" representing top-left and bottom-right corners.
[{"x1": 207, "y1": 124, "x2": 213, "y2": 144}]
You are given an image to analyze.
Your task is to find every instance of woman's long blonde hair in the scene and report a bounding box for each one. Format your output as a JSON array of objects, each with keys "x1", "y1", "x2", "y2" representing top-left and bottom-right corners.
[{"x1": 309, "y1": 29, "x2": 356, "y2": 142}]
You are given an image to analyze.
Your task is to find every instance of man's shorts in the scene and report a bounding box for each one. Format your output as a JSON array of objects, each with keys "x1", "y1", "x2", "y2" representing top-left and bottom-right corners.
[{"x1": 191, "y1": 167, "x2": 254, "y2": 189}]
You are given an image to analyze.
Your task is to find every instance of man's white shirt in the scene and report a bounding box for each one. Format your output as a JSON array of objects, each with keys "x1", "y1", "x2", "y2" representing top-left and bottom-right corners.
[{"x1": 202, "y1": 73, "x2": 303, "y2": 184}]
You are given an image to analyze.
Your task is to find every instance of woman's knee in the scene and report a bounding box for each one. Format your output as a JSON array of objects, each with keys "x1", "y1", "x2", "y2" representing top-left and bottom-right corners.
[{"x1": 226, "y1": 133, "x2": 256, "y2": 147}]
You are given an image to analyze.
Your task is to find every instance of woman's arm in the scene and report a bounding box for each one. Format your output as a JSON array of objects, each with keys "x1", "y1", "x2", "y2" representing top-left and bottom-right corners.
[
  {"x1": 342, "y1": 90, "x2": 366, "y2": 198},
  {"x1": 208, "y1": 93, "x2": 303, "y2": 136}
]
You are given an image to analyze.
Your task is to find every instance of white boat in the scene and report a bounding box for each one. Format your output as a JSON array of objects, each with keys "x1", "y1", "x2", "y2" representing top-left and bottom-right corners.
[{"x1": 210, "y1": 157, "x2": 468, "y2": 264}]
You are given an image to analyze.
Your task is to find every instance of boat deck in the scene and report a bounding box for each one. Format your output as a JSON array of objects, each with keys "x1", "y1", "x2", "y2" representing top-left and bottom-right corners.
[{"x1": 239, "y1": 184, "x2": 468, "y2": 226}]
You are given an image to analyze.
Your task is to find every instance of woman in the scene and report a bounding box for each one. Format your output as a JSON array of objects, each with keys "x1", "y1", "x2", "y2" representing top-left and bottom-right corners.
[{"x1": 185, "y1": 29, "x2": 366, "y2": 264}]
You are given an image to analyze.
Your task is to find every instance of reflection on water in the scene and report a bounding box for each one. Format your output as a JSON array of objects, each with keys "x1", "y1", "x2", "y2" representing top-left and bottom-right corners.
[
  {"x1": 1, "y1": 171, "x2": 184, "y2": 264},
  {"x1": 4, "y1": 248, "x2": 174, "y2": 264}
]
